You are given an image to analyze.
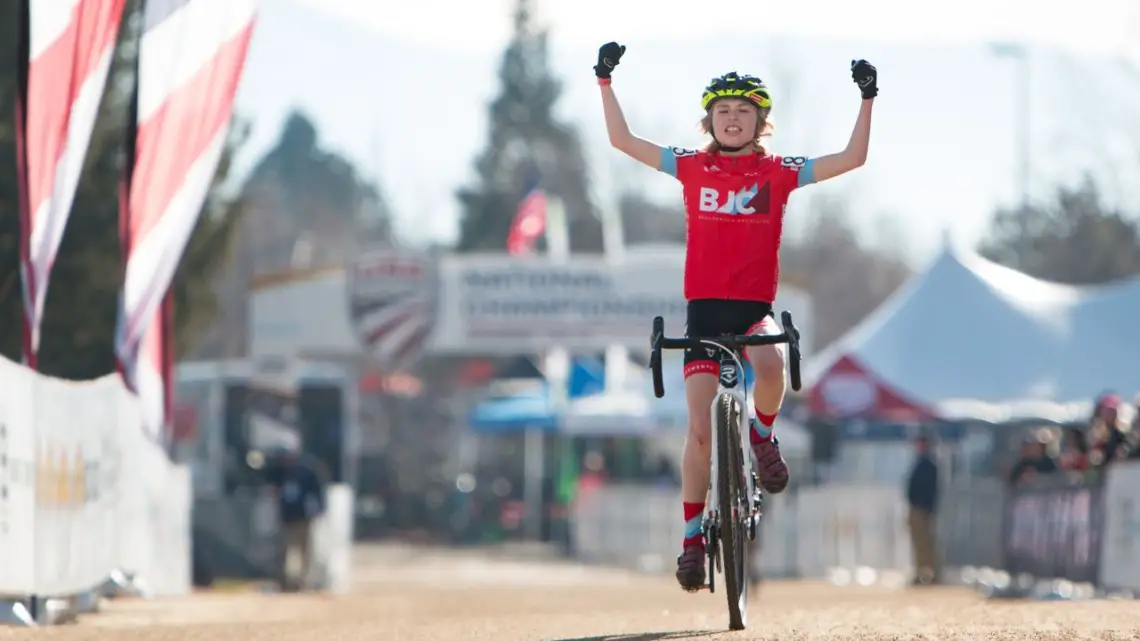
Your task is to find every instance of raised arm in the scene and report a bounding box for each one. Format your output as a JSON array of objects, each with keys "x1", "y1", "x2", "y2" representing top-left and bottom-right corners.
[
  {"x1": 810, "y1": 60, "x2": 878, "y2": 184},
  {"x1": 594, "y1": 42, "x2": 665, "y2": 170},
  {"x1": 810, "y1": 98, "x2": 873, "y2": 182},
  {"x1": 600, "y1": 83, "x2": 665, "y2": 169}
]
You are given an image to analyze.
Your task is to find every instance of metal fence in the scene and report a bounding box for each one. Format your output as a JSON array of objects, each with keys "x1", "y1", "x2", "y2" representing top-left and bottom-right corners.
[{"x1": 569, "y1": 464, "x2": 1140, "y2": 594}]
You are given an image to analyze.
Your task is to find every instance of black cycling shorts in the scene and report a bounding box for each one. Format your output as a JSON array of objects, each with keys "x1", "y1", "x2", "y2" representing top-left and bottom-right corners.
[{"x1": 683, "y1": 299, "x2": 775, "y2": 377}]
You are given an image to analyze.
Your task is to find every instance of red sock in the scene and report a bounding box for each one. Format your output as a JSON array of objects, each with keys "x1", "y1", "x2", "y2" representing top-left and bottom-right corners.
[
  {"x1": 751, "y1": 411, "x2": 776, "y2": 443},
  {"x1": 683, "y1": 502, "x2": 705, "y2": 548}
]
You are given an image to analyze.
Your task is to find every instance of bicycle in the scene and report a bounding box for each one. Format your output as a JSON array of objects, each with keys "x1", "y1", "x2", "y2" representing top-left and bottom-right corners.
[{"x1": 648, "y1": 311, "x2": 803, "y2": 631}]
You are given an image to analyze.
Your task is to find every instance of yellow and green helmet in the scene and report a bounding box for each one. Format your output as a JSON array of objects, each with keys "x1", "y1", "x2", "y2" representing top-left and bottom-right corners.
[{"x1": 701, "y1": 72, "x2": 772, "y2": 111}]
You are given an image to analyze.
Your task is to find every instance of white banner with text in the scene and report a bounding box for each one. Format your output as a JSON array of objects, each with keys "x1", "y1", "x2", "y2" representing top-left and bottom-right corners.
[
  {"x1": 430, "y1": 253, "x2": 813, "y2": 355},
  {"x1": 0, "y1": 356, "x2": 190, "y2": 600}
]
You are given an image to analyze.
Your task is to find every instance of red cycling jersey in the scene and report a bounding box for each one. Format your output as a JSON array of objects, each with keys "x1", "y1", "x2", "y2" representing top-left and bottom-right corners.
[{"x1": 658, "y1": 147, "x2": 814, "y2": 303}]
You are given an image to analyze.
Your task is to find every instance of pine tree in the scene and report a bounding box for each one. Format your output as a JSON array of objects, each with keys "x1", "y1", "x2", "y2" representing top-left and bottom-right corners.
[
  {"x1": 456, "y1": 0, "x2": 602, "y2": 253},
  {"x1": 242, "y1": 111, "x2": 394, "y2": 272},
  {"x1": 194, "y1": 111, "x2": 396, "y2": 358}
]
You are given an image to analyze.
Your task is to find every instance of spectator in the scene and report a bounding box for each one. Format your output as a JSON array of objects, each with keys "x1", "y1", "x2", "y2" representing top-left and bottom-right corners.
[
  {"x1": 1129, "y1": 396, "x2": 1140, "y2": 460},
  {"x1": 1009, "y1": 432, "x2": 1058, "y2": 486},
  {"x1": 1058, "y1": 427, "x2": 1089, "y2": 472},
  {"x1": 905, "y1": 434, "x2": 939, "y2": 586},
  {"x1": 1089, "y1": 394, "x2": 1131, "y2": 466},
  {"x1": 576, "y1": 451, "x2": 607, "y2": 503},
  {"x1": 264, "y1": 450, "x2": 327, "y2": 592}
]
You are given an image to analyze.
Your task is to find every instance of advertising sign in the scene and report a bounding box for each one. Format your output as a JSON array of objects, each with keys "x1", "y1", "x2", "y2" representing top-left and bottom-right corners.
[{"x1": 251, "y1": 249, "x2": 813, "y2": 358}]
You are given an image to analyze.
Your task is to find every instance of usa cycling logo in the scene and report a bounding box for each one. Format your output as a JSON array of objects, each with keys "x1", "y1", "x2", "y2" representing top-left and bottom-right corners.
[{"x1": 347, "y1": 250, "x2": 436, "y2": 368}]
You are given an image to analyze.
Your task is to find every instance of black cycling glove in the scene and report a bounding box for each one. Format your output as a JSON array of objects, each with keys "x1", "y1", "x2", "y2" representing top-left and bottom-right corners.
[
  {"x1": 595, "y1": 42, "x2": 625, "y2": 79},
  {"x1": 850, "y1": 59, "x2": 878, "y2": 99}
]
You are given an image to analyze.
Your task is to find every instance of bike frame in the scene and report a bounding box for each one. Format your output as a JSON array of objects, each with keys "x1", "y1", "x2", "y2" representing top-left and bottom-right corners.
[{"x1": 702, "y1": 341, "x2": 758, "y2": 535}]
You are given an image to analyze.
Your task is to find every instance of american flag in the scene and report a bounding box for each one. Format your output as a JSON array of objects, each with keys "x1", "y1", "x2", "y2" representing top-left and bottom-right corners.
[
  {"x1": 116, "y1": 0, "x2": 258, "y2": 441},
  {"x1": 506, "y1": 172, "x2": 547, "y2": 256},
  {"x1": 15, "y1": 0, "x2": 126, "y2": 368}
]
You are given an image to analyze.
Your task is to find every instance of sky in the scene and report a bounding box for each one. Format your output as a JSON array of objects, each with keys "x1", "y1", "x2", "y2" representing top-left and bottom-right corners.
[{"x1": 230, "y1": 0, "x2": 1140, "y2": 266}]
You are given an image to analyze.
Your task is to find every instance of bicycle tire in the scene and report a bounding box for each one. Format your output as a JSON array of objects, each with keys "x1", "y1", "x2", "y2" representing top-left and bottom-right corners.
[{"x1": 715, "y1": 393, "x2": 749, "y2": 630}]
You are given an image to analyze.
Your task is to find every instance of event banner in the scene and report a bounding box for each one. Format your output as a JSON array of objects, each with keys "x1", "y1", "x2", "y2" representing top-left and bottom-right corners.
[
  {"x1": 249, "y1": 250, "x2": 814, "y2": 359},
  {"x1": 1003, "y1": 477, "x2": 1104, "y2": 584},
  {"x1": 430, "y1": 254, "x2": 686, "y2": 353},
  {"x1": 430, "y1": 253, "x2": 813, "y2": 355}
]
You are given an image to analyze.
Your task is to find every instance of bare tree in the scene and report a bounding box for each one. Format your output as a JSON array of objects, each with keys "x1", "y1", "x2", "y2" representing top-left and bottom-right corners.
[
  {"x1": 781, "y1": 195, "x2": 912, "y2": 350},
  {"x1": 979, "y1": 176, "x2": 1140, "y2": 285}
]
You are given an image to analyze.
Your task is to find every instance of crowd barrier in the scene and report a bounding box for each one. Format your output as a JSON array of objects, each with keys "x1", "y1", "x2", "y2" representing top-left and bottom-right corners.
[
  {"x1": 1002, "y1": 474, "x2": 1103, "y2": 584},
  {"x1": 0, "y1": 357, "x2": 190, "y2": 626},
  {"x1": 1004, "y1": 464, "x2": 1140, "y2": 593},
  {"x1": 571, "y1": 468, "x2": 1140, "y2": 594}
]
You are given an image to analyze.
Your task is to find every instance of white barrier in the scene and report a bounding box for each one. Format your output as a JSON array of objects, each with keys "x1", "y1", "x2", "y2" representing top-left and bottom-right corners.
[
  {"x1": 571, "y1": 485, "x2": 683, "y2": 572},
  {"x1": 570, "y1": 481, "x2": 992, "y2": 585},
  {"x1": 755, "y1": 493, "x2": 799, "y2": 578},
  {"x1": 1099, "y1": 462, "x2": 1140, "y2": 593},
  {"x1": 570, "y1": 484, "x2": 909, "y2": 581},
  {"x1": 938, "y1": 478, "x2": 1005, "y2": 571},
  {"x1": 795, "y1": 485, "x2": 910, "y2": 583},
  {"x1": 310, "y1": 484, "x2": 355, "y2": 594},
  {"x1": 570, "y1": 484, "x2": 799, "y2": 576},
  {"x1": 572, "y1": 471, "x2": 1140, "y2": 595},
  {"x1": 0, "y1": 357, "x2": 190, "y2": 625}
]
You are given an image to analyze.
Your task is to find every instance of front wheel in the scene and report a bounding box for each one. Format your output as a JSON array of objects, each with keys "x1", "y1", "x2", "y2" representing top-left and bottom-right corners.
[{"x1": 715, "y1": 394, "x2": 748, "y2": 630}]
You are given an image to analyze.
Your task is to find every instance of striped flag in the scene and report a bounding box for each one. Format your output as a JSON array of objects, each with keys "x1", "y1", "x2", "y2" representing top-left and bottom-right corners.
[
  {"x1": 117, "y1": 0, "x2": 258, "y2": 440},
  {"x1": 506, "y1": 173, "x2": 547, "y2": 256},
  {"x1": 15, "y1": 0, "x2": 126, "y2": 368}
]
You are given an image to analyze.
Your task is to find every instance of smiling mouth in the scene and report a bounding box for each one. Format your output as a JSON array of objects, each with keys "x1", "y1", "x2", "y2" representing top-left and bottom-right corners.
[{"x1": 724, "y1": 126, "x2": 742, "y2": 134}]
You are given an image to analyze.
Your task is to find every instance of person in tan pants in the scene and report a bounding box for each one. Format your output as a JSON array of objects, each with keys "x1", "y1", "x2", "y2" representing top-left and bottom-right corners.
[{"x1": 905, "y1": 434, "x2": 940, "y2": 585}]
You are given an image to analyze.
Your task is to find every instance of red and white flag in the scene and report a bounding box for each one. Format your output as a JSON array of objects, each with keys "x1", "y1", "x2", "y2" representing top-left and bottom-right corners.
[
  {"x1": 506, "y1": 176, "x2": 547, "y2": 256},
  {"x1": 117, "y1": 0, "x2": 258, "y2": 440},
  {"x1": 15, "y1": 0, "x2": 126, "y2": 368}
]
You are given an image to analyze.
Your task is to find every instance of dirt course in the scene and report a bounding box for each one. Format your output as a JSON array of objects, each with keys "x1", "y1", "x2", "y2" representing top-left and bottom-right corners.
[{"x1": 2, "y1": 544, "x2": 1139, "y2": 640}]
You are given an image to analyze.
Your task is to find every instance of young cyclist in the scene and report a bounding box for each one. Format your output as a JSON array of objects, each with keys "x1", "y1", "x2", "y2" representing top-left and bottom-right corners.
[{"x1": 594, "y1": 41, "x2": 877, "y2": 592}]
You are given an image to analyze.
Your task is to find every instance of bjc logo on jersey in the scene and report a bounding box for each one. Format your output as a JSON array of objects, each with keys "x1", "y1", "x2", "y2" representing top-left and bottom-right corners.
[{"x1": 698, "y1": 185, "x2": 762, "y2": 215}]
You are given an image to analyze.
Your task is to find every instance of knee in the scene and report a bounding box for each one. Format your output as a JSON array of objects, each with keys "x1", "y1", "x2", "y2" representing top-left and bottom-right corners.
[{"x1": 751, "y1": 350, "x2": 785, "y2": 385}]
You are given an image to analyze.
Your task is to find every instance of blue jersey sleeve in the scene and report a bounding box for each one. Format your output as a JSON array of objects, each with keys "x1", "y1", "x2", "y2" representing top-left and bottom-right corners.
[
  {"x1": 656, "y1": 146, "x2": 700, "y2": 180},
  {"x1": 657, "y1": 146, "x2": 678, "y2": 178},
  {"x1": 797, "y1": 158, "x2": 816, "y2": 188},
  {"x1": 777, "y1": 155, "x2": 816, "y2": 190}
]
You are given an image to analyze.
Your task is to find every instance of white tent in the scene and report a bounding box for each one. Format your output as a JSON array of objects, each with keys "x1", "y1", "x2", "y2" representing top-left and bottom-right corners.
[{"x1": 804, "y1": 242, "x2": 1140, "y2": 421}]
